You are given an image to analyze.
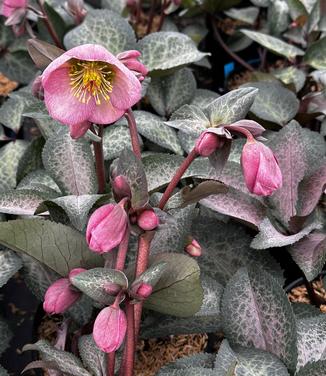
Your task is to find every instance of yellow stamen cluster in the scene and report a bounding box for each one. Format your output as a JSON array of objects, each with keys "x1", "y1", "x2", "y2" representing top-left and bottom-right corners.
[{"x1": 69, "y1": 59, "x2": 115, "y2": 105}]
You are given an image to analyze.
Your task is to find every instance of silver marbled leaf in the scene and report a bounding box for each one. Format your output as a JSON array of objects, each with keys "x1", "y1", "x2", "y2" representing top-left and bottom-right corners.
[
  {"x1": 221, "y1": 267, "x2": 297, "y2": 371},
  {"x1": 42, "y1": 131, "x2": 98, "y2": 196},
  {"x1": 64, "y1": 10, "x2": 136, "y2": 54},
  {"x1": 0, "y1": 248, "x2": 22, "y2": 288},
  {"x1": 138, "y1": 31, "x2": 208, "y2": 72},
  {"x1": 78, "y1": 335, "x2": 106, "y2": 376}
]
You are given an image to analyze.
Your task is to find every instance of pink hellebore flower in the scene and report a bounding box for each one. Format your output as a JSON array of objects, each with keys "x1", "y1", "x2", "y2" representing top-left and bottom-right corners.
[
  {"x1": 41, "y1": 44, "x2": 143, "y2": 138},
  {"x1": 43, "y1": 277, "x2": 80, "y2": 314},
  {"x1": 93, "y1": 305, "x2": 127, "y2": 353},
  {"x1": 117, "y1": 50, "x2": 148, "y2": 82},
  {"x1": 0, "y1": 0, "x2": 27, "y2": 18},
  {"x1": 241, "y1": 140, "x2": 282, "y2": 196},
  {"x1": 86, "y1": 201, "x2": 128, "y2": 254}
]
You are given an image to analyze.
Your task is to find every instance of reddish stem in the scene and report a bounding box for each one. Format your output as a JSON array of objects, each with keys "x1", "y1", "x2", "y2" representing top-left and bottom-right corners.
[
  {"x1": 92, "y1": 126, "x2": 106, "y2": 194},
  {"x1": 225, "y1": 125, "x2": 254, "y2": 142},
  {"x1": 120, "y1": 299, "x2": 135, "y2": 376},
  {"x1": 211, "y1": 17, "x2": 254, "y2": 73},
  {"x1": 115, "y1": 229, "x2": 130, "y2": 271},
  {"x1": 125, "y1": 109, "x2": 141, "y2": 159},
  {"x1": 38, "y1": 0, "x2": 63, "y2": 48},
  {"x1": 146, "y1": 0, "x2": 157, "y2": 34},
  {"x1": 158, "y1": 148, "x2": 198, "y2": 210},
  {"x1": 107, "y1": 352, "x2": 115, "y2": 376},
  {"x1": 133, "y1": 231, "x2": 155, "y2": 340}
]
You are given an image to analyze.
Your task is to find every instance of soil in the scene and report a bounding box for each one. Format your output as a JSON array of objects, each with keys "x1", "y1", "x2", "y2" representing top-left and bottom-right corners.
[{"x1": 0, "y1": 73, "x2": 17, "y2": 97}]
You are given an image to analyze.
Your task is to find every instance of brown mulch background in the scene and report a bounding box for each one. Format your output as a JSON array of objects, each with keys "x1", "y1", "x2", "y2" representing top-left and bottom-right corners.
[{"x1": 0, "y1": 73, "x2": 17, "y2": 96}]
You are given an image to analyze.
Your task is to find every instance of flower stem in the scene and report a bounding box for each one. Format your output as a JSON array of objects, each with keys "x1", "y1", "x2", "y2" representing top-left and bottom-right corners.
[
  {"x1": 225, "y1": 125, "x2": 254, "y2": 142},
  {"x1": 146, "y1": 0, "x2": 157, "y2": 34},
  {"x1": 120, "y1": 298, "x2": 135, "y2": 376},
  {"x1": 38, "y1": 0, "x2": 63, "y2": 48},
  {"x1": 107, "y1": 353, "x2": 115, "y2": 376},
  {"x1": 92, "y1": 126, "x2": 106, "y2": 194},
  {"x1": 115, "y1": 230, "x2": 130, "y2": 271},
  {"x1": 125, "y1": 109, "x2": 141, "y2": 159},
  {"x1": 211, "y1": 17, "x2": 254, "y2": 73},
  {"x1": 158, "y1": 148, "x2": 198, "y2": 210},
  {"x1": 134, "y1": 231, "x2": 155, "y2": 340}
]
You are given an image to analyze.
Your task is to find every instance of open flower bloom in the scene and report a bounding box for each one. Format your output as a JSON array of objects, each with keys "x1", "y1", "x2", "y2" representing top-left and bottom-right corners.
[
  {"x1": 41, "y1": 44, "x2": 143, "y2": 138},
  {"x1": 0, "y1": 0, "x2": 27, "y2": 18},
  {"x1": 93, "y1": 305, "x2": 127, "y2": 353},
  {"x1": 86, "y1": 201, "x2": 129, "y2": 254},
  {"x1": 241, "y1": 140, "x2": 282, "y2": 196}
]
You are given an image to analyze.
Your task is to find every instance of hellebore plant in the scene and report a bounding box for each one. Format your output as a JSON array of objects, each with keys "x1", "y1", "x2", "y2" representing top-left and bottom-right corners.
[{"x1": 0, "y1": 1, "x2": 325, "y2": 376}]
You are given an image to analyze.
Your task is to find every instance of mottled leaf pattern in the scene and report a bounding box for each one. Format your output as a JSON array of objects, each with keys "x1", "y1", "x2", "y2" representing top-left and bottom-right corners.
[
  {"x1": 221, "y1": 267, "x2": 297, "y2": 371},
  {"x1": 147, "y1": 68, "x2": 197, "y2": 116},
  {"x1": 42, "y1": 131, "x2": 98, "y2": 195},
  {"x1": 78, "y1": 335, "x2": 106, "y2": 376},
  {"x1": 64, "y1": 10, "x2": 136, "y2": 54},
  {"x1": 304, "y1": 37, "x2": 326, "y2": 69},
  {"x1": 138, "y1": 32, "x2": 208, "y2": 72},
  {"x1": 0, "y1": 219, "x2": 103, "y2": 276},
  {"x1": 241, "y1": 82, "x2": 299, "y2": 125},
  {"x1": 0, "y1": 316, "x2": 12, "y2": 355},
  {"x1": 0, "y1": 248, "x2": 22, "y2": 288}
]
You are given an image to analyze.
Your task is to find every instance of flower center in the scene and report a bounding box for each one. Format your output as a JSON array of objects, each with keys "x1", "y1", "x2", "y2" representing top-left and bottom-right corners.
[{"x1": 69, "y1": 59, "x2": 115, "y2": 105}]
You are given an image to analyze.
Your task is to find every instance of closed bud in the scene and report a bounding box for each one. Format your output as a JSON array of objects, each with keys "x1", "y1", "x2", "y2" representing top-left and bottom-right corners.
[
  {"x1": 93, "y1": 306, "x2": 127, "y2": 353},
  {"x1": 135, "y1": 283, "x2": 153, "y2": 298},
  {"x1": 185, "y1": 238, "x2": 202, "y2": 257},
  {"x1": 86, "y1": 201, "x2": 128, "y2": 254},
  {"x1": 112, "y1": 175, "x2": 131, "y2": 201},
  {"x1": 195, "y1": 132, "x2": 221, "y2": 157},
  {"x1": 241, "y1": 140, "x2": 282, "y2": 196},
  {"x1": 137, "y1": 209, "x2": 159, "y2": 231},
  {"x1": 43, "y1": 278, "x2": 81, "y2": 314}
]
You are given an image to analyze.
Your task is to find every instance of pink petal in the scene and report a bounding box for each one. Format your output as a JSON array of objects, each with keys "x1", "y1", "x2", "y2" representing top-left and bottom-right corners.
[
  {"x1": 1, "y1": 0, "x2": 26, "y2": 17},
  {"x1": 88, "y1": 98, "x2": 125, "y2": 125},
  {"x1": 43, "y1": 66, "x2": 94, "y2": 125},
  {"x1": 69, "y1": 121, "x2": 91, "y2": 139},
  {"x1": 86, "y1": 204, "x2": 115, "y2": 244},
  {"x1": 117, "y1": 50, "x2": 141, "y2": 60}
]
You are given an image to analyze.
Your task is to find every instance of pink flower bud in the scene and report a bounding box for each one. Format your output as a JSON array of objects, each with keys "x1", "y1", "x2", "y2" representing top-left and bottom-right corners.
[
  {"x1": 32, "y1": 75, "x2": 44, "y2": 100},
  {"x1": 241, "y1": 140, "x2": 282, "y2": 196},
  {"x1": 43, "y1": 278, "x2": 81, "y2": 314},
  {"x1": 185, "y1": 238, "x2": 202, "y2": 257},
  {"x1": 68, "y1": 268, "x2": 86, "y2": 283},
  {"x1": 93, "y1": 306, "x2": 127, "y2": 353},
  {"x1": 112, "y1": 175, "x2": 131, "y2": 201},
  {"x1": 195, "y1": 132, "x2": 221, "y2": 157},
  {"x1": 117, "y1": 50, "x2": 148, "y2": 82},
  {"x1": 137, "y1": 209, "x2": 159, "y2": 231},
  {"x1": 1, "y1": 0, "x2": 27, "y2": 18},
  {"x1": 135, "y1": 283, "x2": 153, "y2": 298},
  {"x1": 86, "y1": 201, "x2": 128, "y2": 254}
]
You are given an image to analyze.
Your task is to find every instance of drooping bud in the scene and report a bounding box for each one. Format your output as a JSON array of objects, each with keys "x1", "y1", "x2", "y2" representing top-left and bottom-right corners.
[
  {"x1": 93, "y1": 306, "x2": 127, "y2": 353},
  {"x1": 241, "y1": 140, "x2": 282, "y2": 196},
  {"x1": 117, "y1": 50, "x2": 148, "y2": 82},
  {"x1": 185, "y1": 238, "x2": 202, "y2": 257},
  {"x1": 112, "y1": 175, "x2": 131, "y2": 201},
  {"x1": 86, "y1": 201, "x2": 128, "y2": 254},
  {"x1": 195, "y1": 132, "x2": 221, "y2": 157},
  {"x1": 103, "y1": 282, "x2": 123, "y2": 296},
  {"x1": 43, "y1": 278, "x2": 81, "y2": 314},
  {"x1": 137, "y1": 209, "x2": 159, "y2": 231}
]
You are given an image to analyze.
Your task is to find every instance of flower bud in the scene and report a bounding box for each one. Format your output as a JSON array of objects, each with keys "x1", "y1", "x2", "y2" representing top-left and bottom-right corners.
[
  {"x1": 103, "y1": 282, "x2": 122, "y2": 296},
  {"x1": 86, "y1": 201, "x2": 128, "y2": 254},
  {"x1": 185, "y1": 238, "x2": 202, "y2": 257},
  {"x1": 43, "y1": 278, "x2": 81, "y2": 314},
  {"x1": 32, "y1": 75, "x2": 44, "y2": 100},
  {"x1": 241, "y1": 140, "x2": 282, "y2": 196},
  {"x1": 137, "y1": 209, "x2": 159, "y2": 231},
  {"x1": 93, "y1": 306, "x2": 127, "y2": 353},
  {"x1": 68, "y1": 268, "x2": 86, "y2": 283},
  {"x1": 112, "y1": 175, "x2": 131, "y2": 201},
  {"x1": 195, "y1": 132, "x2": 221, "y2": 157},
  {"x1": 117, "y1": 50, "x2": 148, "y2": 82},
  {"x1": 135, "y1": 283, "x2": 153, "y2": 298}
]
